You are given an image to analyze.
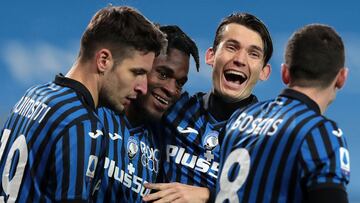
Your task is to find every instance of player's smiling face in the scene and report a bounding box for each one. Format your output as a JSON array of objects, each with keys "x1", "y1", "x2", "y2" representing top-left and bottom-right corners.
[
  {"x1": 206, "y1": 23, "x2": 270, "y2": 102},
  {"x1": 137, "y1": 48, "x2": 189, "y2": 121}
]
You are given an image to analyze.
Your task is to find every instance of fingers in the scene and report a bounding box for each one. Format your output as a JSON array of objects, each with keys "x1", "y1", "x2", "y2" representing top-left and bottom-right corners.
[
  {"x1": 143, "y1": 183, "x2": 208, "y2": 203},
  {"x1": 144, "y1": 182, "x2": 171, "y2": 190},
  {"x1": 152, "y1": 193, "x2": 181, "y2": 203},
  {"x1": 143, "y1": 185, "x2": 177, "y2": 202}
]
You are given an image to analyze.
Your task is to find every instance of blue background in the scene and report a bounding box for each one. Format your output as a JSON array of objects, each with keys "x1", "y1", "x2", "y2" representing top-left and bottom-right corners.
[{"x1": 1, "y1": 0, "x2": 359, "y2": 201}]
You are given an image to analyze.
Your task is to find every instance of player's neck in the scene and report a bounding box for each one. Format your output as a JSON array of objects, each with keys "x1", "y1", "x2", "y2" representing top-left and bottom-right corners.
[
  {"x1": 290, "y1": 86, "x2": 335, "y2": 114},
  {"x1": 66, "y1": 60, "x2": 99, "y2": 107},
  {"x1": 208, "y1": 92, "x2": 257, "y2": 121},
  {"x1": 125, "y1": 104, "x2": 144, "y2": 127}
]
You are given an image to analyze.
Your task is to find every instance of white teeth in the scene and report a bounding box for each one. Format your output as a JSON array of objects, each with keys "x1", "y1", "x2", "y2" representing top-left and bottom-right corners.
[
  {"x1": 154, "y1": 94, "x2": 169, "y2": 105},
  {"x1": 224, "y1": 70, "x2": 246, "y2": 77}
]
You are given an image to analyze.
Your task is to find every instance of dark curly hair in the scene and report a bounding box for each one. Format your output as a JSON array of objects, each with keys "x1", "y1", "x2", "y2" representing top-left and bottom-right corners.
[{"x1": 160, "y1": 25, "x2": 200, "y2": 72}]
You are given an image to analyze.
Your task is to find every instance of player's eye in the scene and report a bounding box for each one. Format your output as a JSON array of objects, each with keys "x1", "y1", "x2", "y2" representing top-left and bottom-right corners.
[
  {"x1": 157, "y1": 70, "x2": 168, "y2": 80},
  {"x1": 132, "y1": 69, "x2": 147, "y2": 76}
]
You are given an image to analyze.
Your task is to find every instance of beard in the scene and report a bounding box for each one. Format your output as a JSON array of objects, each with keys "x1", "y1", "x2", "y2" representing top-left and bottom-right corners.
[{"x1": 99, "y1": 91, "x2": 124, "y2": 114}]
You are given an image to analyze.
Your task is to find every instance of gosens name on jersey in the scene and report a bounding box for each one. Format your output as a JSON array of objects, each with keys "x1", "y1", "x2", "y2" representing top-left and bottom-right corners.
[{"x1": 216, "y1": 89, "x2": 350, "y2": 203}]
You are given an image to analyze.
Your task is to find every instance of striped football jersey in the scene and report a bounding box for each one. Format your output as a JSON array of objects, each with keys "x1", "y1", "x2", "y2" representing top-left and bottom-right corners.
[
  {"x1": 162, "y1": 92, "x2": 258, "y2": 191},
  {"x1": 94, "y1": 107, "x2": 161, "y2": 202},
  {"x1": 216, "y1": 89, "x2": 350, "y2": 203},
  {"x1": 0, "y1": 74, "x2": 107, "y2": 202}
]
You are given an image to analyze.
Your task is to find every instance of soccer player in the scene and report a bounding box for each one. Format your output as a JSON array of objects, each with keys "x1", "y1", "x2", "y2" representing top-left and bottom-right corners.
[
  {"x1": 94, "y1": 25, "x2": 199, "y2": 202},
  {"x1": 0, "y1": 6, "x2": 165, "y2": 202},
  {"x1": 144, "y1": 13, "x2": 273, "y2": 202},
  {"x1": 216, "y1": 24, "x2": 350, "y2": 203}
]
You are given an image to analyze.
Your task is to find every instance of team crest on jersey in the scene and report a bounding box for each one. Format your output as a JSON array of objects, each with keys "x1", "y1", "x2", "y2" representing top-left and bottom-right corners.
[
  {"x1": 127, "y1": 136, "x2": 139, "y2": 160},
  {"x1": 203, "y1": 131, "x2": 219, "y2": 150}
]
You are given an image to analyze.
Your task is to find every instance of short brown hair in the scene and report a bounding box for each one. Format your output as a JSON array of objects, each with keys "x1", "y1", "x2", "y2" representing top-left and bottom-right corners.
[
  {"x1": 79, "y1": 6, "x2": 166, "y2": 63},
  {"x1": 285, "y1": 24, "x2": 345, "y2": 88}
]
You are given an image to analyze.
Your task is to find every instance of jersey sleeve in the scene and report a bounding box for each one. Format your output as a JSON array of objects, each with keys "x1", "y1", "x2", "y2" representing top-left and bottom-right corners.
[
  {"x1": 299, "y1": 120, "x2": 350, "y2": 192},
  {"x1": 51, "y1": 120, "x2": 106, "y2": 202}
]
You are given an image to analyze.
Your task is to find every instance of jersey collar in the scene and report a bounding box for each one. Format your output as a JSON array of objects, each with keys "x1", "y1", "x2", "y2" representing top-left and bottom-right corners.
[
  {"x1": 54, "y1": 73, "x2": 96, "y2": 110},
  {"x1": 280, "y1": 88, "x2": 321, "y2": 114},
  {"x1": 203, "y1": 92, "x2": 258, "y2": 122}
]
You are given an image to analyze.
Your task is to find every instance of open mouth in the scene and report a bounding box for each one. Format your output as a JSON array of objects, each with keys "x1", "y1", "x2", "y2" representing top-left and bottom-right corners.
[
  {"x1": 153, "y1": 93, "x2": 169, "y2": 105},
  {"x1": 224, "y1": 70, "x2": 247, "y2": 85}
]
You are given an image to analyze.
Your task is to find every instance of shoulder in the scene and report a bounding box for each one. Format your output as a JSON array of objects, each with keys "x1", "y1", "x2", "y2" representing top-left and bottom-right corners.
[
  {"x1": 174, "y1": 92, "x2": 202, "y2": 107},
  {"x1": 35, "y1": 83, "x2": 99, "y2": 127},
  {"x1": 301, "y1": 117, "x2": 348, "y2": 163},
  {"x1": 304, "y1": 114, "x2": 339, "y2": 135},
  {"x1": 43, "y1": 95, "x2": 102, "y2": 137},
  {"x1": 305, "y1": 117, "x2": 346, "y2": 145},
  {"x1": 164, "y1": 91, "x2": 205, "y2": 118}
]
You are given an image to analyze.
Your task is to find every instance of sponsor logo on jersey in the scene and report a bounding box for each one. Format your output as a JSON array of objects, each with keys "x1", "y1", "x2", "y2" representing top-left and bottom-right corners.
[
  {"x1": 332, "y1": 128, "x2": 343, "y2": 137},
  {"x1": 140, "y1": 141, "x2": 160, "y2": 173},
  {"x1": 166, "y1": 144, "x2": 219, "y2": 179},
  {"x1": 203, "y1": 131, "x2": 219, "y2": 150},
  {"x1": 104, "y1": 157, "x2": 151, "y2": 197},
  {"x1": 340, "y1": 147, "x2": 350, "y2": 175},
  {"x1": 127, "y1": 137, "x2": 139, "y2": 160},
  {"x1": 90, "y1": 130, "x2": 124, "y2": 140},
  {"x1": 89, "y1": 130, "x2": 104, "y2": 139},
  {"x1": 177, "y1": 126, "x2": 199, "y2": 135},
  {"x1": 109, "y1": 132, "x2": 122, "y2": 140}
]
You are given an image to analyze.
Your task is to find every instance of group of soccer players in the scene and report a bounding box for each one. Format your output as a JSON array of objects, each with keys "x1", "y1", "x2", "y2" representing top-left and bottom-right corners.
[{"x1": 0, "y1": 4, "x2": 350, "y2": 203}]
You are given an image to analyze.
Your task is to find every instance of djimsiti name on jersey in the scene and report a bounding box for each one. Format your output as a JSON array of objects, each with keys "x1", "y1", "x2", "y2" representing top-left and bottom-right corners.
[{"x1": 13, "y1": 96, "x2": 51, "y2": 123}]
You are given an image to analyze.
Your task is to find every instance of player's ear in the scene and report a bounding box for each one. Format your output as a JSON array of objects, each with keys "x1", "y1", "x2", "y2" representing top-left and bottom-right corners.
[
  {"x1": 281, "y1": 63, "x2": 290, "y2": 85},
  {"x1": 205, "y1": 47, "x2": 215, "y2": 67},
  {"x1": 335, "y1": 67, "x2": 348, "y2": 89},
  {"x1": 96, "y1": 49, "x2": 113, "y2": 74},
  {"x1": 259, "y1": 64, "x2": 271, "y2": 81}
]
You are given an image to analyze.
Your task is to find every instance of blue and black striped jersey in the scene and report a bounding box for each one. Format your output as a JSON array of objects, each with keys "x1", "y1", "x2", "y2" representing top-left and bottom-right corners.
[
  {"x1": 95, "y1": 107, "x2": 161, "y2": 202},
  {"x1": 0, "y1": 74, "x2": 107, "y2": 202},
  {"x1": 216, "y1": 89, "x2": 350, "y2": 203},
  {"x1": 162, "y1": 92, "x2": 258, "y2": 191}
]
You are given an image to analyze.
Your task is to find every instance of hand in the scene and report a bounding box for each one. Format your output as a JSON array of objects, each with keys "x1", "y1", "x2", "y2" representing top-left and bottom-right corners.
[{"x1": 142, "y1": 182, "x2": 210, "y2": 203}]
